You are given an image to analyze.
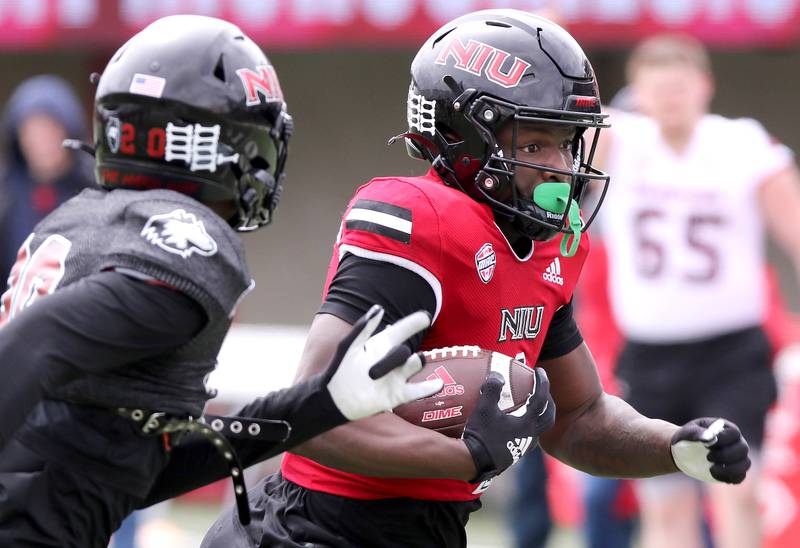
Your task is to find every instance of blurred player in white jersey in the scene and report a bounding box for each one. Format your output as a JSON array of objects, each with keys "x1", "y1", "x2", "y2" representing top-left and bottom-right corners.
[{"x1": 592, "y1": 35, "x2": 800, "y2": 548}]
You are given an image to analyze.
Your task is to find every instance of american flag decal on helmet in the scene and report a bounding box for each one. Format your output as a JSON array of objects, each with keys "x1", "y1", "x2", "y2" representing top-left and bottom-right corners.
[{"x1": 345, "y1": 199, "x2": 412, "y2": 244}]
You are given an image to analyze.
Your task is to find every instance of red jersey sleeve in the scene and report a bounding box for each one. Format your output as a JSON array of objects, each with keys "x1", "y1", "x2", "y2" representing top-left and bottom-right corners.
[{"x1": 334, "y1": 177, "x2": 444, "y2": 286}]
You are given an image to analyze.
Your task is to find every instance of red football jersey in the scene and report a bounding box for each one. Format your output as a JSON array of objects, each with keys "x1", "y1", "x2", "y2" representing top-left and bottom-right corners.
[{"x1": 283, "y1": 168, "x2": 589, "y2": 501}]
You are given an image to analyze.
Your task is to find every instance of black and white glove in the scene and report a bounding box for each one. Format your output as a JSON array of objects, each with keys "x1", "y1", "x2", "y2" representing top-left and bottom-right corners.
[
  {"x1": 462, "y1": 369, "x2": 556, "y2": 483},
  {"x1": 324, "y1": 305, "x2": 444, "y2": 421},
  {"x1": 671, "y1": 417, "x2": 751, "y2": 484}
]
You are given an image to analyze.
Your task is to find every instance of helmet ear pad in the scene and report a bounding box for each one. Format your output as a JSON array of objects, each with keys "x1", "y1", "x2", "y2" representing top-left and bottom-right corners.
[
  {"x1": 473, "y1": 168, "x2": 508, "y2": 201},
  {"x1": 235, "y1": 164, "x2": 282, "y2": 229}
]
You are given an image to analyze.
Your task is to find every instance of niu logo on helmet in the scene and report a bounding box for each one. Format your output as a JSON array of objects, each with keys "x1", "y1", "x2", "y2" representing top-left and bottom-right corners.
[
  {"x1": 236, "y1": 64, "x2": 283, "y2": 106},
  {"x1": 434, "y1": 37, "x2": 531, "y2": 88}
]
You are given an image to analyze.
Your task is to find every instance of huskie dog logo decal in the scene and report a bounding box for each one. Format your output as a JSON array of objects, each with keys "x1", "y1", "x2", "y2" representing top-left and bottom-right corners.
[{"x1": 141, "y1": 209, "x2": 218, "y2": 258}]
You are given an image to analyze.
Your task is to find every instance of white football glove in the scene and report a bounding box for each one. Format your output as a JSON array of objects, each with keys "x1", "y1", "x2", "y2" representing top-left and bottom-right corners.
[
  {"x1": 671, "y1": 417, "x2": 751, "y2": 484},
  {"x1": 325, "y1": 305, "x2": 444, "y2": 421}
]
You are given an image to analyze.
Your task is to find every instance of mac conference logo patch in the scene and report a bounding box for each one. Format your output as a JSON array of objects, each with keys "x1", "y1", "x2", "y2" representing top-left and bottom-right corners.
[{"x1": 475, "y1": 243, "x2": 496, "y2": 283}]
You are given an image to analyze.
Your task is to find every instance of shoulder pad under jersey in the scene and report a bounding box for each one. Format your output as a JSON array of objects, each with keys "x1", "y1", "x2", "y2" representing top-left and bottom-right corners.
[
  {"x1": 101, "y1": 189, "x2": 252, "y2": 317},
  {"x1": 337, "y1": 178, "x2": 444, "y2": 281}
]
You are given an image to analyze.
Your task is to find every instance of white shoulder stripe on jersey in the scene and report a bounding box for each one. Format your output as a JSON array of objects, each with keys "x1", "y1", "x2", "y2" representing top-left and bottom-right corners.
[
  {"x1": 345, "y1": 208, "x2": 412, "y2": 235},
  {"x1": 338, "y1": 243, "x2": 442, "y2": 323}
]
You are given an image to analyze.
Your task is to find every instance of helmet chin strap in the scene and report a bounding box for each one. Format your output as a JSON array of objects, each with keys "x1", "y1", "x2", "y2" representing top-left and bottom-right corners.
[{"x1": 532, "y1": 182, "x2": 583, "y2": 258}]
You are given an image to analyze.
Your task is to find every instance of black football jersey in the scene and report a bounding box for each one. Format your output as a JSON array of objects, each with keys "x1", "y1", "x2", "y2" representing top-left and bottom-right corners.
[{"x1": 0, "y1": 187, "x2": 252, "y2": 416}]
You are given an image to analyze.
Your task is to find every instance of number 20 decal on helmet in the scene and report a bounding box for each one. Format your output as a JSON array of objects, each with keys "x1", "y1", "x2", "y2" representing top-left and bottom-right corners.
[
  {"x1": 91, "y1": 15, "x2": 293, "y2": 231},
  {"x1": 396, "y1": 9, "x2": 611, "y2": 256}
]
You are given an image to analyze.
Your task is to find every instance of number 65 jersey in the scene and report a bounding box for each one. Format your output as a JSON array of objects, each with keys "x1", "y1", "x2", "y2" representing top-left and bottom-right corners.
[{"x1": 602, "y1": 112, "x2": 794, "y2": 342}]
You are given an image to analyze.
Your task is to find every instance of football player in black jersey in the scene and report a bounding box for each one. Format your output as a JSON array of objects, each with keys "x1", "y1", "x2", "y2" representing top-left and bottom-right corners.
[{"x1": 0, "y1": 15, "x2": 446, "y2": 548}]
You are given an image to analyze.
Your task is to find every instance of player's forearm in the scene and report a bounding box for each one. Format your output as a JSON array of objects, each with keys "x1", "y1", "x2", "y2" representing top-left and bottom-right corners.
[
  {"x1": 0, "y1": 305, "x2": 79, "y2": 447},
  {"x1": 143, "y1": 374, "x2": 348, "y2": 506},
  {"x1": 0, "y1": 353, "x2": 47, "y2": 448},
  {"x1": 541, "y1": 392, "x2": 679, "y2": 477},
  {"x1": 288, "y1": 312, "x2": 473, "y2": 479},
  {"x1": 291, "y1": 412, "x2": 477, "y2": 480}
]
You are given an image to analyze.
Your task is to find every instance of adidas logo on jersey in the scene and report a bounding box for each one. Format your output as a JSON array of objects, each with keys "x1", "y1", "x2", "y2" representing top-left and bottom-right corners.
[
  {"x1": 507, "y1": 436, "x2": 533, "y2": 464},
  {"x1": 542, "y1": 257, "x2": 564, "y2": 286}
]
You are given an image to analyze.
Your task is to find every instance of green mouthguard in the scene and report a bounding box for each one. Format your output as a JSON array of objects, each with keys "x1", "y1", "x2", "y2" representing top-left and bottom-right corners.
[{"x1": 532, "y1": 182, "x2": 583, "y2": 258}]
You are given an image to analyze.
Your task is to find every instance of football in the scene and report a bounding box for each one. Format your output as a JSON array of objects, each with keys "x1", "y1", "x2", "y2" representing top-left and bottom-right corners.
[{"x1": 393, "y1": 346, "x2": 537, "y2": 438}]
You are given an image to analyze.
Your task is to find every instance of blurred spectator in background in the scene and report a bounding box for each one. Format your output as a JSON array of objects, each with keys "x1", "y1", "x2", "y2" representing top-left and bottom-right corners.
[
  {"x1": 111, "y1": 512, "x2": 140, "y2": 548},
  {"x1": 574, "y1": 237, "x2": 638, "y2": 548},
  {"x1": 576, "y1": 86, "x2": 640, "y2": 548},
  {"x1": 509, "y1": 447, "x2": 552, "y2": 548},
  {"x1": 591, "y1": 34, "x2": 800, "y2": 548},
  {"x1": 0, "y1": 74, "x2": 93, "y2": 279}
]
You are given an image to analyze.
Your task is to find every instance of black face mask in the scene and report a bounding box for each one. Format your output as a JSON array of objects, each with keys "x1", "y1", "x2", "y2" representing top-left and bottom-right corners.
[{"x1": 474, "y1": 120, "x2": 606, "y2": 257}]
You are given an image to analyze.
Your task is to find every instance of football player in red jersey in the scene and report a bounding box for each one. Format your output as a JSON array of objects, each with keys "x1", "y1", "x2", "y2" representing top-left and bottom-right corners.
[
  {"x1": 200, "y1": 10, "x2": 751, "y2": 548},
  {"x1": 0, "y1": 15, "x2": 454, "y2": 548}
]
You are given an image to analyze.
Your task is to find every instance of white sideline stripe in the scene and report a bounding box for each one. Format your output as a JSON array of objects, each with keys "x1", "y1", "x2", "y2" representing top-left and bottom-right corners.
[
  {"x1": 345, "y1": 208, "x2": 412, "y2": 234},
  {"x1": 339, "y1": 244, "x2": 442, "y2": 323},
  {"x1": 489, "y1": 352, "x2": 515, "y2": 411}
]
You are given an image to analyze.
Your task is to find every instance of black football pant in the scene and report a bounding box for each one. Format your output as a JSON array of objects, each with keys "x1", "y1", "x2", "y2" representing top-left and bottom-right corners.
[
  {"x1": 616, "y1": 325, "x2": 776, "y2": 449},
  {"x1": 202, "y1": 473, "x2": 482, "y2": 548}
]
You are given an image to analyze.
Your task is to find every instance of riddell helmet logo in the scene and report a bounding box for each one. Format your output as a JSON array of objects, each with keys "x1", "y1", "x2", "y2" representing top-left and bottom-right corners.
[
  {"x1": 426, "y1": 366, "x2": 465, "y2": 397},
  {"x1": 434, "y1": 37, "x2": 531, "y2": 88},
  {"x1": 475, "y1": 243, "x2": 496, "y2": 284}
]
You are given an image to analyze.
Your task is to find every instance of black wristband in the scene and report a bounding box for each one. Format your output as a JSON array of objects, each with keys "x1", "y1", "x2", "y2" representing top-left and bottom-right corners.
[{"x1": 281, "y1": 372, "x2": 347, "y2": 448}]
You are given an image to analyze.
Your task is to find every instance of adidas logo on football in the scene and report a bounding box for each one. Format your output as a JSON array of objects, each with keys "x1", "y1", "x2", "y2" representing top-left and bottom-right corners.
[
  {"x1": 507, "y1": 436, "x2": 533, "y2": 464},
  {"x1": 426, "y1": 366, "x2": 465, "y2": 397},
  {"x1": 542, "y1": 257, "x2": 564, "y2": 286}
]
